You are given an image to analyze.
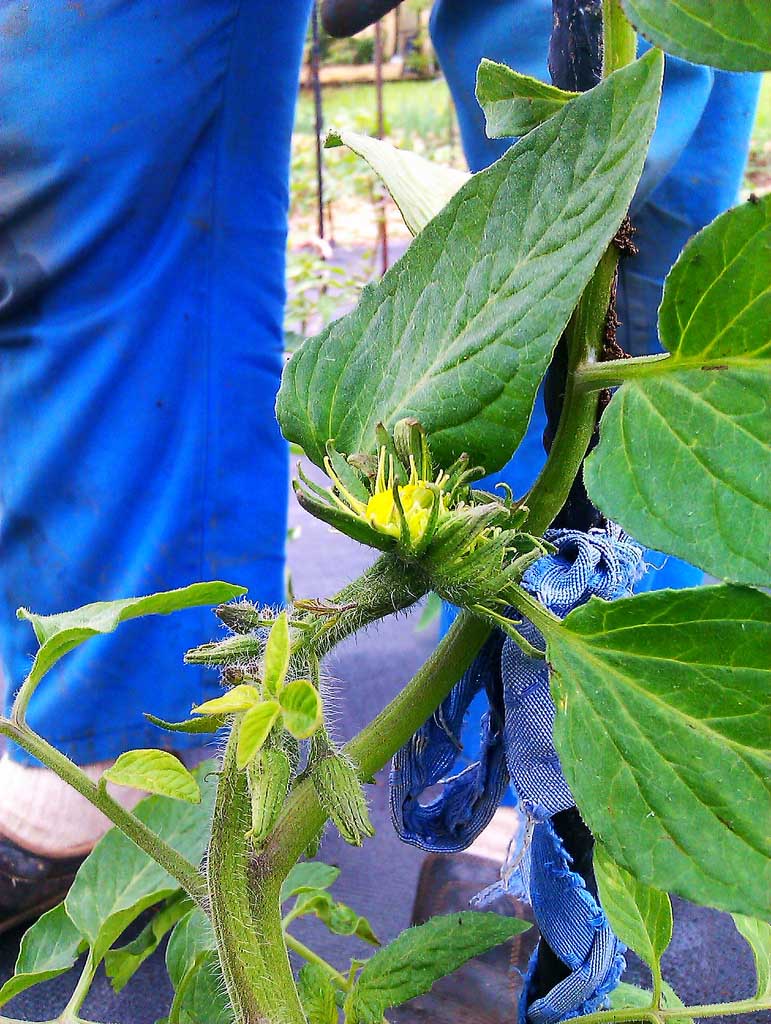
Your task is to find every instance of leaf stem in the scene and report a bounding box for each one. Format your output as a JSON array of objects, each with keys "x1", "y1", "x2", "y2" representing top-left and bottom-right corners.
[
  {"x1": 602, "y1": 0, "x2": 638, "y2": 76},
  {"x1": 60, "y1": 952, "x2": 98, "y2": 1021},
  {"x1": 0, "y1": 718, "x2": 207, "y2": 907},
  {"x1": 284, "y1": 932, "x2": 350, "y2": 991},
  {"x1": 575, "y1": 996, "x2": 771, "y2": 1024},
  {"x1": 575, "y1": 352, "x2": 671, "y2": 390},
  {"x1": 523, "y1": 248, "x2": 617, "y2": 535}
]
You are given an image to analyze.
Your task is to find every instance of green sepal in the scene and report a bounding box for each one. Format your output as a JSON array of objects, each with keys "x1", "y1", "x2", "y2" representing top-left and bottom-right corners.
[
  {"x1": 293, "y1": 479, "x2": 396, "y2": 553},
  {"x1": 144, "y1": 712, "x2": 226, "y2": 735},
  {"x1": 324, "y1": 441, "x2": 370, "y2": 504},
  {"x1": 311, "y1": 752, "x2": 374, "y2": 847},
  {"x1": 247, "y1": 746, "x2": 291, "y2": 846}
]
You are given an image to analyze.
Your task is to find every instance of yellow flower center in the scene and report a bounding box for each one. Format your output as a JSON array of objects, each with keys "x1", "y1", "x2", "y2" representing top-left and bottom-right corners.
[{"x1": 366, "y1": 482, "x2": 438, "y2": 544}]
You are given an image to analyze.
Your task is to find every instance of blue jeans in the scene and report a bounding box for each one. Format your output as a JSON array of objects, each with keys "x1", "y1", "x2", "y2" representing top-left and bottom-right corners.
[{"x1": 0, "y1": 0, "x2": 313, "y2": 764}]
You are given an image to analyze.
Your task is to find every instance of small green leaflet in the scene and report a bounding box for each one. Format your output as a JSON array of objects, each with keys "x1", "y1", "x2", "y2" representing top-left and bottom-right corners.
[
  {"x1": 326, "y1": 129, "x2": 469, "y2": 236},
  {"x1": 278, "y1": 52, "x2": 663, "y2": 475},
  {"x1": 297, "y1": 963, "x2": 338, "y2": 1024},
  {"x1": 280, "y1": 679, "x2": 322, "y2": 739},
  {"x1": 291, "y1": 889, "x2": 380, "y2": 946},
  {"x1": 733, "y1": 914, "x2": 771, "y2": 998},
  {"x1": 17, "y1": 581, "x2": 246, "y2": 685},
  {"x1": 103, "y1": 750, "x2": 201, "y2": 804},
  {"x1": 0, "y1": 904, "x2": 83, "y2": 1008},
  {"x1": 263, "y1": 611, "x2": 290, "y2": 696},
  {"x1": 476, "y1": 58, "x2": 577, "y2": 137},
  {"x1": 585, "y1": 196, "x2": 771, "y2": 585},
  {"x1": 145, "y1": 712, "x2": 227, "y2": 735},
  {"x1": 594, "y1": 845, "x2": 673, "y2": 971},
  {"x1": 236, "y1": 700, "x2": 282, "y2": 769},
  {"x1": 193, "y1": 683, "x2": 260, "y2": 716},
  {"x1": 545, "y1": 586, "x2": 771, "y2": 920},
  {"x1": 343, "y1": 911, "x2": 531, "y2": 1023},
  {"x1": 280, "y1": 861, "x2": 341, "y2": 904},
  {"x1": 66, "y1": 763, "x2": 216, "y2": 963},
  {"x1": 620, "y1": 0, "x2": 771, "y2": 71}
]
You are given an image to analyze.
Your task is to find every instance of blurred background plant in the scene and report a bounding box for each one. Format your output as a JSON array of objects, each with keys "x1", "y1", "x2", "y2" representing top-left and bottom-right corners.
[{"x1": 285, "y1": 12, "x2": 770, "y2": 349}]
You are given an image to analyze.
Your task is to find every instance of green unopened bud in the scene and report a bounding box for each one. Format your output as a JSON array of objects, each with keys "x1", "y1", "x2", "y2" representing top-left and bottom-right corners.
[
  {"x1": 247, "y1": 747, "x2": 290, "y2": 847},
  {"x1": 215, "y1": 601, "x2": 268, "y2": 634},
  {"x1": 311, "y1": 753, "x2": 374, "y2": 847},
  {"x1": 393, "y1": 417, "x2": 431, "y2": 481}
]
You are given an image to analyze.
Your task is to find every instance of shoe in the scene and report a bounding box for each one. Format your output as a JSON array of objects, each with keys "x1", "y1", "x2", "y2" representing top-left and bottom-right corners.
[{"x1": 0, "y1": 835, "x2": 84, "y2": 935}]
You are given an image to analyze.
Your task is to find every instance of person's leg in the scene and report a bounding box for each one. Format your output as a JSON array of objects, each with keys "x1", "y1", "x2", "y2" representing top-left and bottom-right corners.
[{"x1": 0, "y1": 0, "x2": 311, "y2": 880}]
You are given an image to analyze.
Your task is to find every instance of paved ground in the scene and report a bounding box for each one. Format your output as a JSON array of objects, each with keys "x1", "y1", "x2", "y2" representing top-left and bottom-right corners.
[{"x1": 0, "y1": 463, "x2": 765, "y2": 1021}]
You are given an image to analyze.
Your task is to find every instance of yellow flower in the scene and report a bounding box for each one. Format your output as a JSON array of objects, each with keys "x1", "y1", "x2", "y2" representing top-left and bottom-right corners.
[{"x1": 366, "y1": 481, "x2": 439, "y2": 544}]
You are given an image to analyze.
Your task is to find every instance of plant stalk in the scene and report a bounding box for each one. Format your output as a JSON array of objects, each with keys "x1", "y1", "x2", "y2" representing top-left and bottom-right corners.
[
  {"x1": 0, "y1": 718, "x2": 207, "y2": 907},
  {"x1": 524, "y1": 247, "x2": 618, "y2": 535},
  {"x1": 207, "y1": 726, "x2": 306, "y2": 1024}
]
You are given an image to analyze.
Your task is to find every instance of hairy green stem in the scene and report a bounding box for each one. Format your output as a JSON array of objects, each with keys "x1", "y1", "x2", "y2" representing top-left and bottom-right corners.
[
  {"x1": 208, "y1": 727, "x2": 306, "y2": 1024},
  {"x1": 186, "y1": 554, "x2": 428, "y2": 670},
  {"x1": 283, "y1": 933, "x2": 350, "y2": 991},
  {"x1": 576, "y1": 997, "x2": 771, "y2": 1024},
  {"x1": 0, "y1": 718, "x2": 207, "y2": 906},
  {"x1": 260, "y1": 610, "x2": 489, "y2": 883},
  {"x1": 575, "y1": 351, "x2": 671, "y2": 389}
]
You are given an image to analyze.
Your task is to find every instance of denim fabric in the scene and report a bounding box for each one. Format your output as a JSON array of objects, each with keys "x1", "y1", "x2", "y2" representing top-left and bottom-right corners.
[
  {"x1": 389, "y1": 630, "x2": 510, "y2": 852},
  {"x1": 519, "y1": 821, "x2": 626, "y2": 1024},
  {"x1": 0, "y1": 0, "x2": 313, "y2": 763},
  {"x1": 391, "y1": 525, "x2": 645, "y2": 1021}
]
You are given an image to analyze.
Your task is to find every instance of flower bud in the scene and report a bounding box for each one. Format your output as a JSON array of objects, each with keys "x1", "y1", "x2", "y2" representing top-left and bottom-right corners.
[
  {"x1": 247, "y1": 747, "x2": 291, "y2": 847},
  {"x1": 311, "y1": 752, "x2": 374, "y2": 847}
]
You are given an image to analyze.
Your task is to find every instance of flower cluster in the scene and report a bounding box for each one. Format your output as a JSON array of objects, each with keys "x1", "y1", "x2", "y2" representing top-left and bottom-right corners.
[{"x1": 293, "y1": 419, "x2": 547, "y2": 611}]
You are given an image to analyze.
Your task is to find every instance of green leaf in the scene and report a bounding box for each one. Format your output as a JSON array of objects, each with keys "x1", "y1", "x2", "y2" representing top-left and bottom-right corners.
[
  {"x1": 145, "y1": 712, "x2": 227, "y2": 735},
  {"x1": 292, "y1": 890, "x2": 380, "y2": 946},
  {"x1": 594, "y1": 845, "x2": 673, "y2": 970},
  {"x1": 733, "y1": 914, "x2": 771, "y2": 998},
  {"x1": 166, "y1": 908, "x2": 215, "y2": 989},
  {"x1": 585, "y1": 196, "x2": 771, "y2": 585},
  {"x1": 280, "y1": 861, "x2": 340, "y2": 904},
  {"x1": 264, "y1": 612, "x2": 291, "y2": 696},
  {"x1": 0, "y1": 904, "x2": 83, "y2": 1008},
  {"x1": 620, "y1": 0, "x2": 771, "y2": 71},
  {"x1": 546, "y1": 585, "x2": 771, "y2": 920},
  {"x1": 280, "y1": 679, "x2": 323, "y2": 739},
  {"x1": 476, "y1": 58, "x2": 577, "y2": 137},
  {"x1": 344, "y1": 911, "x2": 531, "y2": 1023},
  {"x1": 66, "y1": 763, "x2": 216, "y2": 964},
  {"x1": 297, "y1": 963, "x2": 338, "y2": 1024},
  {"x1": 171, "y1": 951, "x2": 234, "y2": 1024},
  {"x1": 103, "y1": 750, "x2": 201, "y2": 804},
  {"x1": 325, "y1": 129, "x2": 469, "y2": 236},
  {"x1": 105, "y1": 892, "x2": 192, "y2": 993},
  {"x1": 192, "y1": 683, "x2": 260, "y2": 716},
  {"x1": 236, "y1": 700, "x2": 282, "y2": 769},
  {"x1": 278, "y1": 52, "x2": 663, "y2": 476},
  {"x1": 416, "y1": 592, "x2": 442, "y2": 632},
  {"x1": 17, "y1": 581, "x2": 246, "y2": 685}
]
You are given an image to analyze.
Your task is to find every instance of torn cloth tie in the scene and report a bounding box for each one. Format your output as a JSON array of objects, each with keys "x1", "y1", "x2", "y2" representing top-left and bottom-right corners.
[{"x1": 389, "y1": 524, "x2": 645, "y2": 1022}]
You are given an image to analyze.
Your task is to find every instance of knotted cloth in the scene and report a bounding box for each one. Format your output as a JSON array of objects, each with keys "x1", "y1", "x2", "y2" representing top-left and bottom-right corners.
[{"x1": 390, "y1": 524, "x2": 645, "y2": 1022}]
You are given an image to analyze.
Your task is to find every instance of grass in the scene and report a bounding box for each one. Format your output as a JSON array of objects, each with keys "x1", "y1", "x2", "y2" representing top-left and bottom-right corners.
[{"x1": 295, "y1": 78, "x2": 457, "y2": 154}]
